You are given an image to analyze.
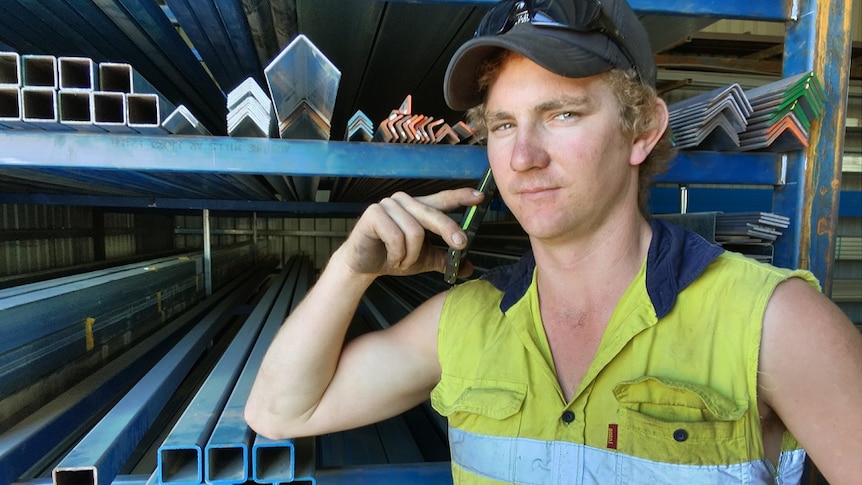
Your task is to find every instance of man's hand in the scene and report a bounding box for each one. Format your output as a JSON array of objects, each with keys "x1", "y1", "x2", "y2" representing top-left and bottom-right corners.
[{"x1": 338, "y1": 187, "x2": 485, "y2": 277}]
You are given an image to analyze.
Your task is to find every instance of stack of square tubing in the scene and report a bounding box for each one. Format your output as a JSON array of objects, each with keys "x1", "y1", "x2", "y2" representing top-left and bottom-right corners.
[{"x1": 0, "y1": 51, "x2": 175, "y2": 133}]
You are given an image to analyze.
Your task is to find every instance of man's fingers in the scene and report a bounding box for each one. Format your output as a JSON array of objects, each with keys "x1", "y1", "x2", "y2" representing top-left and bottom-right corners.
[{"x1": 397, "y1": 189, "x2": 484, "y2": 249}]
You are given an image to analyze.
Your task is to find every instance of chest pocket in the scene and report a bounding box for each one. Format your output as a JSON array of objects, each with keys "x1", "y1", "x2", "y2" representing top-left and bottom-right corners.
[
  {"x1": 613, "y1": 376, "x2": 751, "y2": 466},
  {"x1": 431, "y1": 374, "x2": 527, "y2": 436}
]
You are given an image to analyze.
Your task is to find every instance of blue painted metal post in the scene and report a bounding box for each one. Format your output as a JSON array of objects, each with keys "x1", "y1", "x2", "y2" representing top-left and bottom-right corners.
[
  {"x1": 156, "y1": 264, "x2": 290, "y2": 485},
  {"x1": 773, "y1": 0, "x2": 853, "y2": 295}
]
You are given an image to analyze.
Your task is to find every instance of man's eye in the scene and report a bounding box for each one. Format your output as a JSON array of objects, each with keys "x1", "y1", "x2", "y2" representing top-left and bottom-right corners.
[
  {"x1": 491, "y1": 122, "x2": 513, "y2": 132},
  {"x1": 555, "y1": 111, "x2": 576, "y2": 121}
]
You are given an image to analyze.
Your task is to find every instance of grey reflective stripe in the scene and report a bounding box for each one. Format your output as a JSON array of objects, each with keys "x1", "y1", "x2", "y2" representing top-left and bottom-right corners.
[{"x1": 448, "y1": 427, "x2": 806, "y2": 484}]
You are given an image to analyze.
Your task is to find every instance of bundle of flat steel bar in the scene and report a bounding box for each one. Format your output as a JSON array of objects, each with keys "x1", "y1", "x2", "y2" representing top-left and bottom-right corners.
[
  {"x1": 735, "y1": 71, "x2": 826, "y2": 152},
  {"x1": 658, "y1": 211, "x2": 790, "y2": 263},
  {"x1": 667, "y1": 83, "x2": 751, "y2": 150}
]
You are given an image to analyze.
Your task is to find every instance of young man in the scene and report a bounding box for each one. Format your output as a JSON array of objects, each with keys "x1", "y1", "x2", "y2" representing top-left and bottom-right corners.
[{"x1": 245, "y1": 0, "x2": 862, "y2": 483}]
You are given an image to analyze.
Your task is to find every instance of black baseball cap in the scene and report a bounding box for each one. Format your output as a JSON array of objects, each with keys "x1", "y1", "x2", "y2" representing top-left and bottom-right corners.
[{"x1": 444, "y1": 0, "x2": 656, "y2": 111}]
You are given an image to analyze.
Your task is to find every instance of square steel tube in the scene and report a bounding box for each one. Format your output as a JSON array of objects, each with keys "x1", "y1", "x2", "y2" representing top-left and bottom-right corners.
[
  {"x1": 21, "y1": 54, "x2": 57, "y2": 88},
  {"x1": 252, "y1": 437, "x2": 295, "y2": 484},
  {"x1": 0, "y1": 51, "x2": 21, "y2": 86},
  {"x1": 59, "y1": 56, "x2": 97, "y2": 90}
]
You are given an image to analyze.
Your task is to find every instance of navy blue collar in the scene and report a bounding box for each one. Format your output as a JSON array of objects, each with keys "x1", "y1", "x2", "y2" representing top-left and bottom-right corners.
[{"x1": 481, "y1": 218, "x2": 723, "y2": 318}]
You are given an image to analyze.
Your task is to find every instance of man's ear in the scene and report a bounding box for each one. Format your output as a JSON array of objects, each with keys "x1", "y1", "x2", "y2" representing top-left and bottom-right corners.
[{"x1": 630, "y1": 98, "x2": 669, "y2": 166}]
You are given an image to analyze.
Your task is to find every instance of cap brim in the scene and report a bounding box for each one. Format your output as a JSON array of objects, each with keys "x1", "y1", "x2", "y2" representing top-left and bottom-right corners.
[{"x1": 444, "y1": 25, "x2": 616, "y2": 111}]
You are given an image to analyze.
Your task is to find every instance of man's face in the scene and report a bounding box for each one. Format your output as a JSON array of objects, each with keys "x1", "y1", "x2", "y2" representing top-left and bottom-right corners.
[{"x1": 483, "y1": 55, "x2": 641, "y2": 244}]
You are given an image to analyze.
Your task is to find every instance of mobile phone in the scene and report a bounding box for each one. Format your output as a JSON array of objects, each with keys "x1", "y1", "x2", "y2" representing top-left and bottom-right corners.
[{"x1": 444, "y1": 167, "x2": 496, "y2": 284}]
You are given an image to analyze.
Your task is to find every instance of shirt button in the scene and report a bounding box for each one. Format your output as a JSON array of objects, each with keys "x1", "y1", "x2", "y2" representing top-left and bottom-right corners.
[
  {"x1": 673, "y1": 429, "x2": 689, "y2": 442},
  {"x1": 561, "y1": 410, "x2": 575, "y2": 423}
]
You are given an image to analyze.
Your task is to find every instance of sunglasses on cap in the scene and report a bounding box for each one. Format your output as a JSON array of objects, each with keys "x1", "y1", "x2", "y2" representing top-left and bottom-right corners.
[{"x1": 475, "y1": 0, "x2": 640, "y2": 82}]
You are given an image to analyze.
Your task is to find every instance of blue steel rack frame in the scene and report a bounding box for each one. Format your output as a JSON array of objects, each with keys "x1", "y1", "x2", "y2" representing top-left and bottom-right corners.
[
  {"x1": 0, "y1": 0, "x2": 853, "y2": 296},
  {"x1": 0, "y1": 0, "x2": 854, "y2": 484}
]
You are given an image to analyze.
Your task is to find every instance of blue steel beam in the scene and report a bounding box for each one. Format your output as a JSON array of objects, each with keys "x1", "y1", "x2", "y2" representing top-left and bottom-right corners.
[
  {"x1": 162, "y1": 0, "x2": 237, "y2": 92},
  {"x1": 0, "y1": 131, "x2": 780, "y2": 182},
  {"x1": 0, "y1": 267, "x2": 261, "y2": 485},
  {"x1": 315, "y1": 462, "x2": 454, "y2": 485},
  {"x1": 0, "y1": 191, "x2": 368, "y2": 215},
  {"x1": 771, "y1": 0, "x2": 853, "y2": 295},
  {"x1": 51, "y1": 268, "x2": 267, "y2": 485},
  {"x1": 379, "y1": 0, "x2": 790, "y2": 21},
  {"x1": 213, "y1": 0, "x2": 264, "y2": 86},
  {"x1": 205, "y1": 256, "x2": 308, "y2": 485},
  {"x1": 157, "y1": 263, "x2": 292, "y2": 485}
]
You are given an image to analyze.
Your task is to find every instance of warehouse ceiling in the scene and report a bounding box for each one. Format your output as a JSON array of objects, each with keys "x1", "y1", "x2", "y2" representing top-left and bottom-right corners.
[{"x1": 0, "y1": 1, "x2": 856, "y2": 207}]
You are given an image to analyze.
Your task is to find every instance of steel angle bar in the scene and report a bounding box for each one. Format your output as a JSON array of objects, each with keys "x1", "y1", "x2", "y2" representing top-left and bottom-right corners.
[
  {"x1": 227, "y1": 97, "x2": 272, "y2": 138},
  {"x1": 345, "y1": 110, "x2": 374, "y2": 142},
  {"x1": 264, "y1": 34, "x2": 341, "y2": 128},
  {"x1": 0, "y1": 267, "x2": 261, "y2": 485},
  {"x1": 163, "y1": 104, "x2": 212, "y2": 136},
  {"x1": 206, "y1": 256, "x2": 309, "y2": 485},
  {"x1": 1, "y1": 51, "x2": 21, "y2": 87},
  {"x1": 126, "y1": 93, "x2": 167, "y2": 134},
  {"x1": 226, "y1": 77, "x2": 272, "y2": 114},
  {"x1": 58, "y1": 90, "x2": 105, "y2": 133},
  {"x1": 227, "y1": 110, "x2": 270, "y2": 138},
  {"x1": 157, "y1": 263, "x2": 291, "y2": 485},
  {"x1": 51, "y1": 268, "x2": 266, "y2": 485},
  {"x1": 278, "y1": 102, "x2": 331, "y2": 140}
]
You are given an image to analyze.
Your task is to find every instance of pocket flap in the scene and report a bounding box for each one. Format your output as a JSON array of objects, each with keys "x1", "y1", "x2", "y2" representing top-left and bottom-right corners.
[
  {"x1": 613, "y1": 376, "x2": 746, "y2": 422},
  {"x1": 431, "y1": 375, "x2": 527, "y2": 420}
]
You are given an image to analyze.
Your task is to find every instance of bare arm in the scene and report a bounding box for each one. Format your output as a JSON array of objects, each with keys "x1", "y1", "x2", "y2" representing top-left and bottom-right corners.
[
  {"x1": 759, "y1": 277, "x2": 862, "y2": 483},
  {"x1": 244, "y1": 188, "x2": 484, "y2": 439}
]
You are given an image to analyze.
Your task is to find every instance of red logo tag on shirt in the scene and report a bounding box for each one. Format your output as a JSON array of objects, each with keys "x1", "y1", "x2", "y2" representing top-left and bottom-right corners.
[{"x1": 607, "y1": 424, "x2": 618, "y2": 449}]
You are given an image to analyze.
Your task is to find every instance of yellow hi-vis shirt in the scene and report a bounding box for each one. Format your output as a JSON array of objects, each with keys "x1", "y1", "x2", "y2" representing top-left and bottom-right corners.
[{"x1": 431, "y1": 219, "x2": 819, "y2": 484}]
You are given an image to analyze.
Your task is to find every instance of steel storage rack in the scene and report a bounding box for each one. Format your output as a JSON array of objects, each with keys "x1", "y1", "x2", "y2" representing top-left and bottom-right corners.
[{"x1": 0, "y1": 0, "x2": 856, "y2": 484}]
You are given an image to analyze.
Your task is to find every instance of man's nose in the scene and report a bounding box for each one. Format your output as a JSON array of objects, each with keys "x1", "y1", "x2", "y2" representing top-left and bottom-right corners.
[{"x1": 509, "y1": 127, "x2": 550, "y2": 172}]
